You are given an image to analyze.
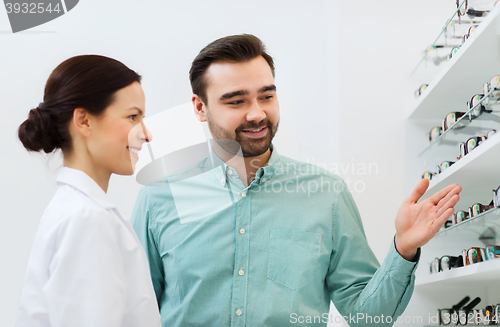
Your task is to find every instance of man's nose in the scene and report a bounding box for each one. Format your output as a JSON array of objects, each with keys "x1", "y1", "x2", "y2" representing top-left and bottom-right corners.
[{"x1": 246, "y1": 100, "x2": 266, "y2": 122}]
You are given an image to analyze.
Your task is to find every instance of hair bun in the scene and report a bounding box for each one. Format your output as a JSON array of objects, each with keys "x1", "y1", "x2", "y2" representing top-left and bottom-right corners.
[{"x1": 18, "y1": 107, "x2": 60, "y2": 153}]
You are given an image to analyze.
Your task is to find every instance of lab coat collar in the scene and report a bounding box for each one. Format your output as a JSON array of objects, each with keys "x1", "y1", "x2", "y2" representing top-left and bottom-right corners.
[{"x1": 56, "y1": 167, "x2": 117, "y2": 210}]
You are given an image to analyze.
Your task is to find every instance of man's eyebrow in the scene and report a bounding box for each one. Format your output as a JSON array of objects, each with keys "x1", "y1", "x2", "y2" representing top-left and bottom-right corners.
[
  {"x1": 259, "y1": 85, "x2": 276, "y2": 93},
  {"x1": 219, "y1": 90, "x2": 250, "y2": 101}
]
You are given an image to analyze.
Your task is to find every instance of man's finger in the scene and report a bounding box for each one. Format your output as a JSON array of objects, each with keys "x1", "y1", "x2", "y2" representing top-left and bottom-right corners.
[
  {"x1": 436, "y1": 194, "x2": 460, "y2": 218},
  {"x1": 434, "y1": 207, "x2": 455, "y2": 231},
  {"x1": 435, "y1": 186, "x2": 461, "y2": 212},
  {"x1": 428, "y1": 183, "x2": 461, "y2": 205},
  {"x1": 407, "y1": 178, "x2": 430, "y2": 204}
]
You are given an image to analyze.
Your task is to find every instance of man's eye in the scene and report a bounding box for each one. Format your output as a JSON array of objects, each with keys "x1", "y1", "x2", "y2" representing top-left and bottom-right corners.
[
  {"x1": 262, "y1": 95, "x2": 274, "y2": 100},
  {"x1": 228, "y1": 100, "x2": 243, "y2": 105}
]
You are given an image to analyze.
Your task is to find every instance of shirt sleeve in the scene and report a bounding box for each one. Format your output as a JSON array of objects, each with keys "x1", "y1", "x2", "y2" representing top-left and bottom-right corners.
[
  {"x1": 130, "y1": 186, "x2": 166, "y2": 305},
  {"x1": 43, "y1": 207, "x2": 126, "y2": 327},
  {"x1": 326, "y1": 179, "x2": 420, "y2": 327}
]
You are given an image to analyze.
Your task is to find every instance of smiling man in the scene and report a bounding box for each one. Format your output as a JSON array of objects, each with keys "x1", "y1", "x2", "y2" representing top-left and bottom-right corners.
[{"x1": 131, "y1": 34, "x2": 461, "y2": 327}]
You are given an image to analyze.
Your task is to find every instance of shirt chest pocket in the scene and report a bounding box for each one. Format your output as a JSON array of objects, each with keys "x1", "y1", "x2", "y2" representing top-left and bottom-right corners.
[{"x1": 267, "y1": 228, "x2": 321, "y2": 290}]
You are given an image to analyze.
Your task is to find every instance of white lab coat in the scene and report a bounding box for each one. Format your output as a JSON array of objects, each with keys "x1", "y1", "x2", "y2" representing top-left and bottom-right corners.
[{"x1": 17, "y1": 167, "x2": 161, "y2": 327}]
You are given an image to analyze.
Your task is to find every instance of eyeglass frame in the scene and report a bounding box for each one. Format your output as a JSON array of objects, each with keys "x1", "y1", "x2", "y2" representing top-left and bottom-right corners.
[
  {"x1": 428, "y1": 126, "x2": 442, "y2": 143},
  {"x1": 415, "y1": 84, "x2": 429, "y2": 98},
  {"x1": 493, "y1": 186, "x2": 500, "y2": 208}
]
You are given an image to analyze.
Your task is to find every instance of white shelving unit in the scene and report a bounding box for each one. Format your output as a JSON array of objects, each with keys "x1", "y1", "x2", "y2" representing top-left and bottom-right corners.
[
  {"x1": 422, "y1": 132, "x2": 500, "y2": 207},
  {"x1": 408, "y1": 7, "x2": 500, "y2": 120},
  {"x1": 399, "y1": 3, "x2": 500, "y2": 327},
  {"x1": 416, "y1": 259, "x2": 500, "y2": 290}
]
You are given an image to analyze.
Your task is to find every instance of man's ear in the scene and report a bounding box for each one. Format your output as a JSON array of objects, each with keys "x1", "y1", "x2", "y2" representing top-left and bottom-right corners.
[
  {"x1": 71, "y1": 108, "x2": 92, "y2": 137},
  {"x1": 192, "y1": 94, "x2": 207, "y2": 122}
]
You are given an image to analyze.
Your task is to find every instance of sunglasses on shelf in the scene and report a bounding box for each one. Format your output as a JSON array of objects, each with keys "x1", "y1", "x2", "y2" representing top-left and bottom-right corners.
[
  {"x1": 467, "y1": 7, "x2": 489, "y2": 18},
  {"x1": 460, "y1": 25, "x2": 476, "y2": 44},
  {"x1": 431, "y1": 245, "x2": 500, "y2": 273},
  {"x1": 415, "y1": 84, "x2": 429, "y2": 98},
  {"x1": 449, "y1": 46, "x2": 461, "y2": 59},
  {"x1": 469, "y1": 306, "x2": 496, "y2": 326},
  {"x1": 437, "y1": 161, "x2": 455, "y2": 173},
  {"x1": 443, "y1": 218, "x2": 453, "y2": 229},
  {"x1": 485, "y1": 245, "x2": 500, "y2": 260},
  {"x1": 439, "y1": 296, "x2": 482, "y2": 326},
  {"x1": 457, "y1": 130, "x2": 496, "y2": 160},
  {"x1": 421, "y1": 162, "x2": 454, "y2": 181},
  {"x1": 467, "y1": 94, "x2": 493, "y2": 119},
  {"x1": 458, "y1": 136, "x2": 482, "y2": 159},
  {"x1": 442, "y1": 111, "x2": 468, "y2": 132},
  {"x1": 423, "y1": 46, "x2": 451, "y2": 65},
  {"x1": 493, "y1": 186, "x2": 500, "y2": 208},
  {"x1": 428, "y1": 126, "x2": 442, "y2": 143},
  {"x1": 422, "y1": 171, "x2": 436, "y2": 181},
  {"x1": 483, "y1": 75, "x2": 500, "y2": 101},
  {"x1": 482, "y1": 129, "x2": 497, "y2": 142},
  {"x1": 456, "y1": 0, "x2": 469, "y2": 23},
  {"x1": 471, "y1": 246, "x2": 500, "y2": 264},
  {"x1": 442, "y1": 186, "x2": 500, "y2": 230},
  {"x1": 453, "y1": 210, "x2": 469, "y2": 224},
  {"x1": 445, "y1": 20, "x2": 478, "y2": 38},
  {"x1": 430, "y1": 255, "x2": 464, "y2": 274},
  {"x1": 468, "y1": 202, "x2": 494, "y2": 218}
]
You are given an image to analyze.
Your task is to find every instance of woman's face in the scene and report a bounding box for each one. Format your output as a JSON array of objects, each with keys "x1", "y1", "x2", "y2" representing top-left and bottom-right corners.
[{"x1": 88, "y1": 81, "x2": 152, "y2": 176}]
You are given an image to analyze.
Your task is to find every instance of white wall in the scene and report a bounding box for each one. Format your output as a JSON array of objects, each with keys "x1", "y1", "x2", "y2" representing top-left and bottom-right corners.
[
  {"x1": 336, "y1": 1, "x2": 453, "y2": 261},
  {"x1": 1, "y1": 1, "x2": 455, "y2": 326}
]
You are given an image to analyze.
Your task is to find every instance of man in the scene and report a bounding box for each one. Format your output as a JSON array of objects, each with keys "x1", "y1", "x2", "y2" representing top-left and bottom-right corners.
[{"x1": 131, "y1": 34, "x2": 461, "y2": 326}]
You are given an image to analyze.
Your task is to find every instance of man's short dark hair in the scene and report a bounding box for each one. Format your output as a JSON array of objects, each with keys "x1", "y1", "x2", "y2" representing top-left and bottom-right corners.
[{"x1": 189, "y1": 34, "x2": 275, "y2": 104}]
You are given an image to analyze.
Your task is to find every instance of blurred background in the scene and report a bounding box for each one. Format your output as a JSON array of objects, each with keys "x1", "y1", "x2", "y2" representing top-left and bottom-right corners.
[{"x1": 0, "y1": 0, "x2": 458, "y2": 325}]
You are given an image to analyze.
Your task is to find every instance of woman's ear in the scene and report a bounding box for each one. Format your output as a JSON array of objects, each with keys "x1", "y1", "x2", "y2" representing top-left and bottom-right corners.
[
  {"x1": 192, "y1": 94, "x2": 207, "y2": 122},
  {"x1": 72, "y1": 108, "x2": 92, "y2": 137}
]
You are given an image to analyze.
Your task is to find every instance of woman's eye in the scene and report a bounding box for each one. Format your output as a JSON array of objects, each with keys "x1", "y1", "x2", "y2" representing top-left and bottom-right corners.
[{"x1": 128, "y1": 115, "x2": 137, "y2": 120}]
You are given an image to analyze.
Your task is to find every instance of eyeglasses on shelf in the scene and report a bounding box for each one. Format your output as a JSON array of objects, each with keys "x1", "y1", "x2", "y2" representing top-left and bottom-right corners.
[
  {"x1": 429, "y1": 245, "x2": 500, "y2": 275},
  {"x1": 415, "y1": 84, "x2": 429, "y2": 98},
  {"x1": 428, "y1": 126, "x2": 443, "y2": 142},
  {"x1": 439, "y1": 296, "x2": 481, "y2": 325},
  {"x1": 457, "y1": 130, "x2": 496, "y2": 160}
]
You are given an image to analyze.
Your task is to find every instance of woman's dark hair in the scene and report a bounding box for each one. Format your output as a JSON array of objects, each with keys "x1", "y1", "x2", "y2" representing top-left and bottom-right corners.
[
  {"x1": 18, "y1": 55, "x2": 141, "y2": 154},
  {"x1": 189, "y1": 34, "x2": 275, "y2": 105}
]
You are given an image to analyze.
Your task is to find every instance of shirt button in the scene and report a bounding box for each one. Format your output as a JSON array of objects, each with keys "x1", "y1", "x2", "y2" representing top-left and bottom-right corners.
[
  {"x1": 238, "y1": 269, "x2": 244, "y2": 276},
  {"x1": 241, "y1": 191, "x2": 246, "y2": 198},
  {"x1": 239, "y1": 228, "x2": 246, "y2": 235},
  {"x1": 236, "y1": 309, "x2": 242, "y2": 316},
  {"x1": 228, "y1": 169, "x2": 233, "y2": 175},
  {"x1": 262, "y1": 177, "x2": 266, "y2": 182},
  {"x1": 220, "y1": 178, "x2": 225, "y2": 184}
]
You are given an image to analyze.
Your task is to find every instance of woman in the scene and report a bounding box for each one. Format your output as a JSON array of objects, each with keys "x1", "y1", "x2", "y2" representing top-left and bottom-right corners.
[{"x1": 17, "y1": 55, "x2": 160, "y2": 327}]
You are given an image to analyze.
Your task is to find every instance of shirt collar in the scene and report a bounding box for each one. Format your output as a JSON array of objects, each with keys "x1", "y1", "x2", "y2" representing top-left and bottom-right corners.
[
  {"x1": 56, "y1": 167, "x2": 117, "y2": 210},
  {"x1": 210, "y1": 143, "x2": 281, "y2": 185},
  {"x1": 256, "y1": 143, "x2": 280, "y2": 184}
]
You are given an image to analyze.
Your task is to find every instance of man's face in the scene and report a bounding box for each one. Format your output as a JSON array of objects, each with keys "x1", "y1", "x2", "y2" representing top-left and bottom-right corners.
[{"x1": 202, "y1": 56, "x2": 279, "y2": 158}]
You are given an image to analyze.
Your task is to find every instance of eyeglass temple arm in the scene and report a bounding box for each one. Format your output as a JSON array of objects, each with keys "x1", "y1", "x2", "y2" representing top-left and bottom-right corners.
[
  {"x1": 463, "y1": 297, "x2": 482, "y2": 311},
  {"x1": 452, "y1": 296, "x2": 471, "y2": 310}
]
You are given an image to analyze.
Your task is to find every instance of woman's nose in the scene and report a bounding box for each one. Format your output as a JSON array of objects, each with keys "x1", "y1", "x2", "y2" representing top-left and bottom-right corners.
[{"x1": 138, "y1": 121, "x2": 153, "y2": 143}]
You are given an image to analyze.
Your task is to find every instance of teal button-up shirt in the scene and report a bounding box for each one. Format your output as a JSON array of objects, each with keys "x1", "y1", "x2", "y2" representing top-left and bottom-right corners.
[{"x1": 131, "y1": 145, "x2": 419, "y2": 327}]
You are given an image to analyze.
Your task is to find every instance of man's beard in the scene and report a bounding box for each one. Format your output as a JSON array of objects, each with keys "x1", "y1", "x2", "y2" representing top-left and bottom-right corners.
[{"x1": 207, "y1": 113, "x2": 279, "y2": 158}]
